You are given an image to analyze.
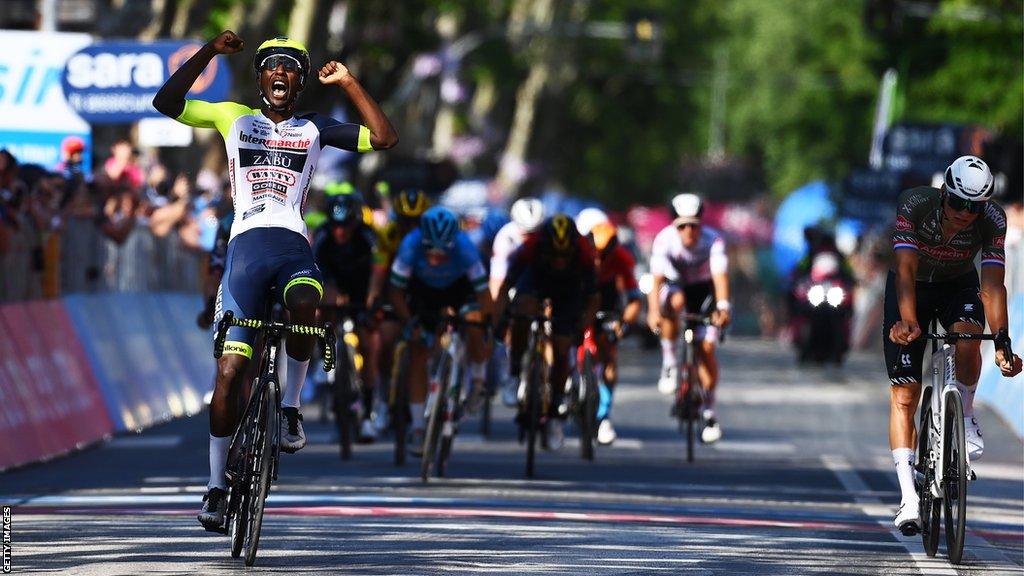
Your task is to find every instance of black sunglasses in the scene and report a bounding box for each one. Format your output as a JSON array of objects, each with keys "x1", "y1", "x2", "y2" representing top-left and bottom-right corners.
[
  {"x1": 676, "y1": 222, "x2": 701, "y2": 230},
  {"x1": 944, "y1": 192, "x2": 986, "y2": 215},
  {"x1": 259, "y1": 54, "x2": 304, "y2": 73}
]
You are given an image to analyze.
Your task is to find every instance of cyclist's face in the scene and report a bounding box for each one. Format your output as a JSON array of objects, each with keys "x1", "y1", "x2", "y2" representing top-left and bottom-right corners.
[
  {"x1": 942, "y1": 196, "x2": 982, "y2": 227},
  {"x1": 677, "y1": 222, "x2": 701, "y2": 248},
  {"x1": 259, "y1": 57, "x2": 303, "y2": 107}
]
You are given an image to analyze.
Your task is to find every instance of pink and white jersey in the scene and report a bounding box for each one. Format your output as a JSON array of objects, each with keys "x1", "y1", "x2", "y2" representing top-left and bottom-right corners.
[
  {"x1": 490, "y1": 221, "x2": 527, "y2": 283},
  {"x1": 649, "y1": 225, "x2": 728, "y2": 285}
]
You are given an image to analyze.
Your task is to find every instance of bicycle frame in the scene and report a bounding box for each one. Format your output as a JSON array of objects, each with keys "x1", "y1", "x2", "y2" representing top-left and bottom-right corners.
[
  {"x1": 428, "y1": 323, "x2": 467, "y2": 443},
  {"x1": 922, "y1": 342, "x2": 962, "y2": 500}
]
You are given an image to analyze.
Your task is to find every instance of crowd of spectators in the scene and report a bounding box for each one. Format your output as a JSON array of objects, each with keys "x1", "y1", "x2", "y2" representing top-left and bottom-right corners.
[{"x1": 0, "y1": 137, "x2": 223, "y2": 302}]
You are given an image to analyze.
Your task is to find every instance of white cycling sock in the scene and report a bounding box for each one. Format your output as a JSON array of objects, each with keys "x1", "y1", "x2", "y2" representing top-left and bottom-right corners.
[
  {"x1": 411, "y1": 402, "x2": 425, "y2": 430},
  {"x1": 283, "y1": 356, "x2": 308, "y2": 408},
  {"x1": 892, "y1": 448, "x2": 917, "y2": 503},
  {"x1": 208, "y1": 434, "x2": 231, "y2": 490},
  {"x1": 660, "y1": 338, "x2": 676, "y2": 369},
  {"x1": 959, "y1": 381, "x2": 977, "y2": 418},
  {"x1": 469, "y1": 361, "x2": 487, "y2": 382}
]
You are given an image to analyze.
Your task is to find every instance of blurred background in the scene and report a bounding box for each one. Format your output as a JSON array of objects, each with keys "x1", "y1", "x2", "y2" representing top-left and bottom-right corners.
[{"x1": 0, "y1": 0, "x2": 1021, "y2": 464}]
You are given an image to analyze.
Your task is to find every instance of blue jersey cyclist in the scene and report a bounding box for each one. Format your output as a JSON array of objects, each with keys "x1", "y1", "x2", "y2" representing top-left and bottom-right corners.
[
  {"x1": 389, "y1": 206, "x2": 494, "y2": 453},
  {"x1": 153, "y1": 29, "x2": 397, "y2": 532}
]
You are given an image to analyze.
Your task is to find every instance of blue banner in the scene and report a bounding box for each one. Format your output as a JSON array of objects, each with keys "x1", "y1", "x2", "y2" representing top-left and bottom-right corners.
[{"x1": 62, "y1": 40, "x2": 231, "y2": 124}]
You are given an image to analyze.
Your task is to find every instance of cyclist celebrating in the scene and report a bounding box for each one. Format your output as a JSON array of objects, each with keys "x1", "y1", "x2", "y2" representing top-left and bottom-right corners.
[
  {"x1": 586, "y1": 221, "x2": 642, "y2": 445},
  {"x1": 153, "y1": 30, "x2": 397, "y2": 531},
  {"x1": 498, "y1": 214, "x2": 599, "y2": 450},
  {"x1": 885, "y1": 155, "x2": 1021, "y2": 534},
  {"x1": 647, "y1": 193, "x2": 730, "y2": 444},
  {"x1": 313, "y1": 193, "x2": 380, "y2": 441},
  {"x1": 389, "y1": 206, "x2": 494, "y2": 451}
]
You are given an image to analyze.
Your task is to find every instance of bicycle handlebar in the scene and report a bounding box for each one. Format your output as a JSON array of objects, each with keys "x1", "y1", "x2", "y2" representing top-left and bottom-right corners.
[{"x1": 213, "y1": 311, "x2": 336, "y2": 372}]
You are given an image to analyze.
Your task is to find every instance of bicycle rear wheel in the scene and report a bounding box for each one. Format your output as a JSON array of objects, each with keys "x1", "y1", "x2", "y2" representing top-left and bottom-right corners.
[
  {"x1": 392, "y1": 344, "x2": 410, "y2": 466},
  {"x1": 917, "y1": 387, "x2": 940, "y2": 556},
  {"x1": 579, "y1": 351, "x2": 598, "y2": 461},
  {"x1": 244, "y1": 380, "x2": 276, "y2": 566},
  {"x1": 942, "y1": 389, "x2": 967, "y2": 564}
]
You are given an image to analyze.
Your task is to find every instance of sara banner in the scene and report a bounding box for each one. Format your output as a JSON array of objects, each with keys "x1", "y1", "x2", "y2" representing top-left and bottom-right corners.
[{"x1": 62, "y1": 40, "x2": 232, "y2": 124}]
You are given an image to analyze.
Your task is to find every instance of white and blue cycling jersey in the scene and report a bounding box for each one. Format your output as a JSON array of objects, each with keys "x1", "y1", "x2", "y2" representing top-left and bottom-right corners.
[{"x1": 390, "y1": 229, "x2": 488, "y2": 292}]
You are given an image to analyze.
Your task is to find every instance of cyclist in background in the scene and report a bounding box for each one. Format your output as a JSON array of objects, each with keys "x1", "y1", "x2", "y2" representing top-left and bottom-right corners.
[
  {"x1": 885, "y1": 155, "x2": 1021, "y2": 534},
  {"x1": 647, "y1": 193, "x2": 730, "y2": 444},
  {"x1": 153, "y1": 29, "x2": 396, "y2": 530},
  {"x1": 490, "y1": 198, "x2": 545, "y2": 406},
  {"x1": 586, "y1": 221, "x2": 642, "y2": 445},
  {"x1": 373, "y1": 188, "x2": 430, "y2": 431},
  {"x1": 390, "y1": 206, "x2": 494, "y2": 451},
  {"x1": 498, "y1": 214, "x2": 599, "y2": 450},
  {"x1": 313, "y1": 193, "x2": 380, "y2": 441}
]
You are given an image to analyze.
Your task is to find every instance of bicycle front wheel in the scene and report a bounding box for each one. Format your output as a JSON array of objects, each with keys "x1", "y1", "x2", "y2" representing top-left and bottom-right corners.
[
  {"x1": 942, "y1": 389, "x2": 967, "y2": 564},
  {"x1": 917, "y1": 387, "x2": 940, "y2": 557},
  {"x1": 334, "y1": 348, "x2": 356, "y2": 461},
  {"x1": 525, "y1": 350, "x2": 543, "y2": 479},
  {"x1": 392, "y1": 344, "x2": 410, "y2": 466},
  {"x1": 244, "y1": 380, "x2": 277, "y2": 566},
  {"x1": 579, "y1": 351, "x2": 598, "y2": 461},
  {"x1": 421, "y1": 355, "x2": 451, "y2": 482}
]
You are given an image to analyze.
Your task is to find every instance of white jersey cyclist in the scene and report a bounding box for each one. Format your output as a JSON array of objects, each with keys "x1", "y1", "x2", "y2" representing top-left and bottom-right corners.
[
  {"x1": 649, "y1": 224, "x2": 728, "y2": 286},
  {"x1": 490, "y1": 221, "x2": 528, "y2": 286},
  {"x1": 176, "y1": 100, "x2": 373, "y2": 240}
]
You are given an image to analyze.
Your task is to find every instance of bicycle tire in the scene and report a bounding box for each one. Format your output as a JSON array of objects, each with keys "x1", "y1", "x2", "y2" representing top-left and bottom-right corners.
[
  {"x1": 392, "y1": 344, "x2": 410, "y2": 466},
  {"x1": 917, "y1": 387, "x2": 940, "y2": 556},
  {"x1": 244, "y1": 380, "x2": 276, "y2": 566},
  {"x1": 942, "y1": 389, "x2": 967, "y2": 564},
  {"x1": 421, "y1": 354, "x2": 451, "y2": 483},
  {"x1": 525, "y1": 343, "x2": 542, "y2": 479},
  {"x1": 580, "y1": 351, "x2": 598, "y2": 461},
  {"x1": 334, "y1": 347, "x2": 355, "y2": 461},
  {"x1": 680, "y1": 343, "x2": 696, "y2": 463}
]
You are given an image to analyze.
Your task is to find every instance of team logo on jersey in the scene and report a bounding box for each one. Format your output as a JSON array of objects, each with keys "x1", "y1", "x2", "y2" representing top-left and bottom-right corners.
[
  {"x1": 993, "y1": 236, "x2": 1005, "y2": 248},
  {"x1": 246, "y1": 168, "x2": 297, "y2": 187},
  {"x1": 238, "y1": 148, "x2": 309, "y2": 173},
  {"x1": 242, "y1": 203, "x2": 266, "y2": 220},
  {"x1": 253, "y1": 185, "x2": 288, "y2": 205},
  {"x1": 964, "y1": 303, "x2": 974, "y2": 312},
  {"x1": 920, "y1": 245, "x2": 971, "y2": 261},
  {"x1": 901, "y1": 353, "x2": 911, "y2": 367},
  {"x1": 895, "y1": 215, "x2": 913, "y2": 231}
]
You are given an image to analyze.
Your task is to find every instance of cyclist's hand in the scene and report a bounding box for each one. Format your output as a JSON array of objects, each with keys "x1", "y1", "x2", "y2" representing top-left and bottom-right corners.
[
  {"x1": 889, "y1": 320, "x2": 921, "y2": 345},
  {"x1": 995, "y1": 349, "x2": 1023, "y2": 377},
  {"x1": 319, "y1": 61, "x2": 352, "y2": 86},
  {"x1": 646, "y1": 311, "x2": 661, "y2": 335},
  {"x1": 712, "y1": 309, "x2": 731, "y2": 328},
  {"x1": 211, "y1": 31, "x2": 244, "y2": 55}
]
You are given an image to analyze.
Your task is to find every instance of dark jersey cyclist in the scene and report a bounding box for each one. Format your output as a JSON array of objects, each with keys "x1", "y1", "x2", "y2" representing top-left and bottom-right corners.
[
  {"x1": 389, "y1": 206, "x2": 494, "y2": 452},
  {"x1": 498, "y1": 214, "x2": 600, "y2": 451},
  {"x1": 153, "y1": 30, "x2": 396, "y2": 532},
  {"x1": 885, "y1": 155, "x2": 1021, "y2": 535},
  {"x1": 313, "y1": 193, "x2": 380, "y2": 441}
]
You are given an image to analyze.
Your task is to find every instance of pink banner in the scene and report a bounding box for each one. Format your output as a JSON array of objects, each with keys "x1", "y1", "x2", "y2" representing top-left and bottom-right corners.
[{"x1": 0, "y1": 300, "x2": 112, "y2": 470}]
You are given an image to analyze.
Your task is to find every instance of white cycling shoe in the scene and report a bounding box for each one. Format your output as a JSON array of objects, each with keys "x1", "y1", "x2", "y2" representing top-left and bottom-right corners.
[
  {"x1": 701, "y1": 416, "x2": 722, "y2": 444},
  {"x1": 597, "y1": 418, "x2": 617, "y2": 445},
  {"x1": 894, "y1": 498, "x2": 921, "y2": 536},
  {"x1": 965, "y1": 417, "x2": 984, "y2": 461},
  {"x1": 657, "y1": 366, "x2": 677, "y2": 395},
  {"x1": 501, "y1": 375, "x2": 521, "y2": 407},
  {"x1": 545, "y1": 419, "x2": 565, "y2": 451}
]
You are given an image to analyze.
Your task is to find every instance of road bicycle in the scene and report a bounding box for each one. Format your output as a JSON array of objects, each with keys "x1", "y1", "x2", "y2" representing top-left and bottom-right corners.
[
  {"x1": 421, "y1": 315, "x2": 487, "y2": 481},
  {"x1": 319, "y1": 304, "x2": 364, "y2": 460},
  {"x1": 567, "y1": 312, "x2": 617, "y2": 461},
  {"x1": 912, "y1": 327, "x2": 1013, "y2": 564},
  {"x1": 212, "y1": 310, "x2": 334, "y2": 566},
  {"x1": 670, "y1": 298, "x2": 720, "y2": 463},
  {"x1": 515, "y1": 312, "x2": 553, "y2": 478}
]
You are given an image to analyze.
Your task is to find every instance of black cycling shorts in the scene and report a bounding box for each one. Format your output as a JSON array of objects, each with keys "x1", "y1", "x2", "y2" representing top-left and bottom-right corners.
[
  {"x1": 882, "y1": 270, "x2": 985, "y2": 385},
  {"x1": 512, "y1": 268, "x2": 587, "y2": 338},
  {"x1": 406, "y1": 276, "x2": 478, "y2": 330}
]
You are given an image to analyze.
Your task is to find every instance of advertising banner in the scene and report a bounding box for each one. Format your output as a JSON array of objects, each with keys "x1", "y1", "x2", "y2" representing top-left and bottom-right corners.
[
  {"x1": 0, "y1": 31, "x2": 92, "y2": 170},
  {"x1": 62, "y1": 40, "x2": 231, "y2": 124},
  {"x1": 0, "y1": 300, "x2": 112, "y2": 471}
]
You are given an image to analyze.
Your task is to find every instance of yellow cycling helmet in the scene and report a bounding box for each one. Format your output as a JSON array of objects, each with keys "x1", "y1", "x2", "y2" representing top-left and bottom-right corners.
[
  {"x1": 393, "y1": 189, "x2": 430, "y2": 218},
  {"x1": 253, "y1": 37, "x2": 310, "y2": 88},
  {"x1": 541, "y1": 214, "x2": 579, "y2": 255}
]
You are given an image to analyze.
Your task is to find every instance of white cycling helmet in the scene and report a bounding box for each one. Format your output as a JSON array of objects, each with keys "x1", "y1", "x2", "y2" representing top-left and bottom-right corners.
[
  {"x1": 575, "y1": 207, "x2": 609, "y2": 236},
  {"x1": 510, "y1": 197, "x2": 545, "y2": 232},
  {"x1": 670, "y1": 193, "x2": 703, "y2": 226},
  {"x1": 944, "y1": 155, "x2": 994, "y2": 202}
]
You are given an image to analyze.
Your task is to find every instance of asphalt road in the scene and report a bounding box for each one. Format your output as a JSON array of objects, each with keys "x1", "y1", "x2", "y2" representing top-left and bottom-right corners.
[{"x1": 2, "y1": 337, "x2": 1022, "y2": 575}]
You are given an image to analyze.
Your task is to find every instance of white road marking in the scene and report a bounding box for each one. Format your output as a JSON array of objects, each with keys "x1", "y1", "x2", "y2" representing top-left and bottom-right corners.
[
  {"x1": 823, "y1": 455, "x2": 959, "y2": 576},
  {"x1": 712, "y1": 440, "x2": 796, "y2": 454}
]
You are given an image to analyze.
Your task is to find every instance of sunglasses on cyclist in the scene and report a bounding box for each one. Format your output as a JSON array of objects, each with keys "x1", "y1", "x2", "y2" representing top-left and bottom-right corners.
[
  {"x1": 259, "y1": 54, "x2": 304, "y2": 74},
  {"x1": 676, "y1": 222, "x2": 700, "y2": 230},
  {"x1": 944, "y1": 192, "x2": 987, "y2": 215}
]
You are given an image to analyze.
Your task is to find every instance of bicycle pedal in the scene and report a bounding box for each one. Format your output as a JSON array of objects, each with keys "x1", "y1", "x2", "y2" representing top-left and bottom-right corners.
[
  {"x1": 968, "y1": 469, "x2": 977, "y2": 482},
  {"x1": 898, "y1": 520, "x2": 921, "y2": 537}
]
